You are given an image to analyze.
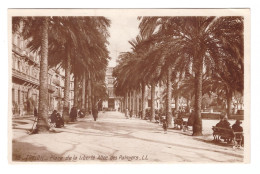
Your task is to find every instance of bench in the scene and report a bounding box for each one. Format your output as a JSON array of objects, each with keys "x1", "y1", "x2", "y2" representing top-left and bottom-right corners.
[
  {"x1": 174, "y1": 118, "x2": 183, "y2": 129},
  {"x1": 212, "y1": 126, "x2": 244, "y2": 148},
  {"x1": 173, "y1": 117, "x2": 194, "y2": 132}
]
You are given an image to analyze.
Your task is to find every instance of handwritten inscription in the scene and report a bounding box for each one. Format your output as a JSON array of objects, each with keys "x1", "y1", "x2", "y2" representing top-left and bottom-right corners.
[{"x1": 22, "y1": 154, "x2": 148, "y2": 162}]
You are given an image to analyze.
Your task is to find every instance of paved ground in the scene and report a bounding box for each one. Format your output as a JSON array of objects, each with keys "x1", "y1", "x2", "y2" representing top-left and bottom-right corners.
[{"x1": 12, "y1": 111, "x2": 244, "y2": 163}]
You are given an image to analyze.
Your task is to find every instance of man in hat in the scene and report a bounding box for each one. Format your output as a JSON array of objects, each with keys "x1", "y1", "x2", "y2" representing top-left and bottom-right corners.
[
  {"x1": 232, "y1": 120, "x2": 243, "y2": 132},
  {"x1": 232, "y1": 120, "x2": 244, "y2": 147}
]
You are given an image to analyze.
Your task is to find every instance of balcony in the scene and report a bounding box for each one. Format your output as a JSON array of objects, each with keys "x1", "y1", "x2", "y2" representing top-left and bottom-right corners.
[
  {"x1": 12, "y1": 44, "x2": 23, "y2": 56},
  {"x1": 12, "y1": 69, "x2": 39, "y2": 86},
  {"x1": 13, "y1": 44, "x2": 39, "y2": 65}
]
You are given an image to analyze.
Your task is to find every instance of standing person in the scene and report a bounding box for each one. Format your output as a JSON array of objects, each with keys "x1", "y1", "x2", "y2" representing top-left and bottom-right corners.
[
  {"x1": 70, "y1": 107, "x2": 77, "y2": 122},
  {"x1": 34, "y1": 107, "x2": 38, "y2": 118},
  {"x1": 92, "y1": 107, "x2": 98, "y2": 121},
  {"x1": 162, "y1": 116, "x2": 168, "y2": 134},
  {"x1": 130, "y1": 109, "x2": 133, "y2": 119},
  {"x1": 126, "y1": 108, "x2": 129, "y2": 119}
]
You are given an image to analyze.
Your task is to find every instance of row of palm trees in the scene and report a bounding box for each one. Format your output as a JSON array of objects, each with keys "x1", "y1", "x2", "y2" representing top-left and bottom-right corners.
[
  {"x1": 113, "y1": 16, "x2": 244, "y2": 136},
  {"x1": 12, "y1": 16, "x2": 111, "y2": 133}
]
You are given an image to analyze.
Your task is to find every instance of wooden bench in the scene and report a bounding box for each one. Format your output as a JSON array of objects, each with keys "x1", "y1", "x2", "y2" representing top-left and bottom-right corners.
[{"x1": 212, "y1": 126, "x2": 244, "y2": 148}]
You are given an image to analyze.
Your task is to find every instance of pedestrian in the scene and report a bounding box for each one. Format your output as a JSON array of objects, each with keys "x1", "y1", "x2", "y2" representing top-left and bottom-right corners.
[
  {"x1": 126, "y1": 108, "x2": 129, "y2": 119},
  {"x1": 162, "y1": 116, "x2": 168, "y2": 134},
  {"x1": 34, "y1": 107, "x2": 38, "y2": 118},
  {"x1": 130, "y1": 109, "x2": 133, "y2": 119},
  {"x1": 70, "y1": 106, "x2": 77, "y2": 122},
  {"x1": 92, "y1": 107, "x2": 98, "y2": 121}
]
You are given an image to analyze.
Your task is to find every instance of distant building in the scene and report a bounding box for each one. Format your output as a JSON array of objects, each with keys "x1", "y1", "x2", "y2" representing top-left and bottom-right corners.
[{"x1": 102, "y1": 67, "x2": 121, "y2": 111}]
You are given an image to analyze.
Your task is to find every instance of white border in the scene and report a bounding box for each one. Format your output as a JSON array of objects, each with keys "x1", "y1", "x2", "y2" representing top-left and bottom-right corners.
[{"x1": 1, "y1": 0, "x2": 260, "y2": 174}]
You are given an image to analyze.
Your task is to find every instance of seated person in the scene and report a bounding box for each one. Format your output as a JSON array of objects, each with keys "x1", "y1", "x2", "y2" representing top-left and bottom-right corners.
[
  {"x1": 174, "y1": 112, "x2": 183, "y2": 123},
  {"x1": 78, "y1": 109, "x2": 85, "y2": 118},
  {"x1": 50, "y1": 110, "x2": 58, "y2": 123},
  {"x1": 215, "y1": 116, "x2": 232, "y2": 142},
  {"x1": 232, "y1": 120, "x2": 244, "y2": 146},
  {"x1": 216, "y1": 117, "x2": 231, "y2": 129},
  {"x1": 232, "y1": 120, "x2": 243, "y2": 132},
  {"x1": 55, "y1": 113, "x2": 64, "y2": 128}
]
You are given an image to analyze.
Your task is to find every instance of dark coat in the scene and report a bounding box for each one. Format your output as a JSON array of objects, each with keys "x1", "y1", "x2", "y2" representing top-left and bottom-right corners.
[
  {"x1": 232, "y1": 124, "x2": 243, "y2": 132},
  {"x1": 34, "y1": 108, "x2": 38, "y2": 117},
  {"x1": 92, "y1": 108, "x2": 98, "y2": 118},
  {"x1": 70, "y1": 107, "x2": 77, "y2": 119},
  {"x1": 50, "y1": 111, "x2": 57, "y2": 123}
]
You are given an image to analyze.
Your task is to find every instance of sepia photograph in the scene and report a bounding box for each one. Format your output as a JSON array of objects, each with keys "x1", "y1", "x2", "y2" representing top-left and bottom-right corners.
[{"x1": 8, "y1": 9, "x2": 250, "y2": 163}]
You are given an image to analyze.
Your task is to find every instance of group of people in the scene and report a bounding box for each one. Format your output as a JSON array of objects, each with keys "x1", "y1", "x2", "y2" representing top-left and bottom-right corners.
[
  {"x1": 215, "y1": 116, "x2": 243, "y2": 133},
  {"x1": 48, "y1": 106, "x2": 99, "y2": 128},
  {"x1": 50, "y1": 110, "x2": 64, "y2": 128},
  {"x1": 215, "y1": 115, "x2": 244, "y2": 145}
]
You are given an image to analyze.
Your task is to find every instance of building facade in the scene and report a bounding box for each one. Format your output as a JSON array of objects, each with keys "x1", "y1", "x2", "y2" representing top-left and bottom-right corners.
[{"x1": 11, "y1": 32, "x2": 74, "y2": 117}]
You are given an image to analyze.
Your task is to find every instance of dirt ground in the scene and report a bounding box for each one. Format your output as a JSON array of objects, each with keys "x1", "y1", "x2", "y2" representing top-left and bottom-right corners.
[{"x1": 11, "y1": 111, "x2": 244, "y2": 163}]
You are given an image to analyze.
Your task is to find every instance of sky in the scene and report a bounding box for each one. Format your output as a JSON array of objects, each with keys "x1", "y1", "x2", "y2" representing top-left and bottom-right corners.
[{"x1": 106, "y1": 15, "x2": 140, "y2": 67}]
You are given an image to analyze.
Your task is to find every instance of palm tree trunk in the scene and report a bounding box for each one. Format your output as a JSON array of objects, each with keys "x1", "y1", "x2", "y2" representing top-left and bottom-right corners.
[
  {"x1": 85, "y1": 78, "x2": 88, "y2": 113},
  {"x1": 136, "y1": 91, "x2": 139, "y2": 117},
  {"x1": 81, "y1": 72, "x2": 86, "y2": 110},
  {"x1": 151, "y1": 82, "x2": 155, "y2": 122},
  {"x1": 125, "y1": 93, "x2": 128, "y2": 117},
  {"x1": 141, "y1": 82, "x2": 146, "y2": 119},
  {"x1": 166, "y1": 67, "x2": 173, "y2": 127},
  {"x1": 88, "y1": 77, "x2": 92, "y2": 114},
  {"x1": 193, "y1": 61, "x2": 203, "y2": 136},
  {"x1": 91, "y1": 80, "x2": 95, "y2": 112},
  {"x1": 73, "y1": 72, "x2": 79, "y2": 109},
  {"x1": 63, "y1": 54, "x2": 72, "y2": 123},
  {"x1": 133, "y1": 90, "x2": 136, "y2": 116},
  {"x1": 175, "y1": 95, "x2": 179, "y2": 112},
  {"x1": 36, "y1": 17, "x2": 50, "y2": 133},
  {"x1": 129, "y1": 91, "x2": 131, "y2": 112},
  {"x1": 226, "y1": 90, "x2": 233, "y2": 118},
  {"x1": 186, "y1": 94, "x2": 191, "y2": 113}
]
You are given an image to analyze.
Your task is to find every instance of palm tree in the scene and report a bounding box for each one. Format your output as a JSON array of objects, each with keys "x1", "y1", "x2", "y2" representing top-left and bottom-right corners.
[
  {"x1": 139, "y1": 16, "x2": 244, "y2": 135},
  {"x1": 48, "y1": 17, "x2": 110, "y2": 122},
  {"x1": 12, "y1": 17, "x2": 55, "y2": 133}
]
